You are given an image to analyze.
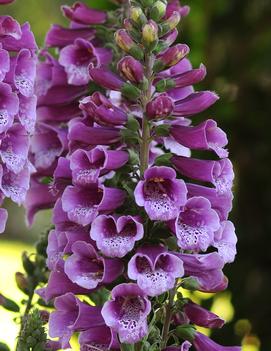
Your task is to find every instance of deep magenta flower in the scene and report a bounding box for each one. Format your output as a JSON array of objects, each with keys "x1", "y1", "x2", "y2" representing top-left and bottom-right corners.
[
  {"x1": 0, "y1": 81, "x2": 19, "y2": 133},
  {"x1": 49, "y1": 292, "x2": 104, "y2": 348},
  {"x1": 164, "y1": 341, "x2": 192, "y2": 351},
  {"x1": 64, "y1": 241, "x2": 124, "y2": 289},
  {"x1": 89, "y1": 67, "x2": 124, "y2": 91},
  {"x1": 62, "y1": 2, "x2": 107, "y2": 25},
  {"x1": 90, "y1": 215, "x2": 144, "y2": 258},
  {"x1": 128, "y1": 245, "x2": 184, "y2": 296},
  {"x1": 118, "y1": 56, "x2": 144, "y2": 84},
  {"x1": 146, "y1": 94, "x2": 174, "y2": 119},
  {"x1": 183, "y1": 301, "x2": 225, "y2": 328},
  {"x1": 101, "y1": 283, "x2": 151, "y2": 344},
  {"x1": 193, "y1": 332, "x2": 241, "y2": 351},
  {"x1": 172, "y1": 196, "x2": 220, "y2": 251},
  {"x1": 79, "y1": 326, "x2": 119, "y2": 351},
  {"x1": 134, "y1": 166, "x2": 187, "y2": 221}
]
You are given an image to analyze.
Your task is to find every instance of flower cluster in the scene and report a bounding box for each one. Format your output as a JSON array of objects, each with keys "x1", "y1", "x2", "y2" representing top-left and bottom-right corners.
[
  {"x1": 27, "y1": 1, "x2": 240, "y2": 350},
  {"x1": 0, "y1": 2, "x2": 37, "y2": 233}
]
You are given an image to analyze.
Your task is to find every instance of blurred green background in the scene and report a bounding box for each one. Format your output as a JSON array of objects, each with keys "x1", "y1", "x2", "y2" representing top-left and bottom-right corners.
[{"x1": 0, "y1": 0, "x2": 271, "y2": 350}]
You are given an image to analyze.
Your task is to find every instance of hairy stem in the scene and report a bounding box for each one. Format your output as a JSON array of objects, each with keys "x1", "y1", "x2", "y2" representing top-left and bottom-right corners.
[
  {"x1": 140, "y1": 53, "x2": 154, "y2": 177},
  {"x1": 161, "y1": 285, "x2": 177, "y2": 349}
]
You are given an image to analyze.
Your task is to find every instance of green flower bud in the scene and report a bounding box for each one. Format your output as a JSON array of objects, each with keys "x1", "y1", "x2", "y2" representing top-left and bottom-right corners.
[
  {"x1": 121, "y1": 83, "x2": 141, "y2": 100},
  {"x1": 130, "y1": 7, "x2": 147, "y2": 25},
  {"x1": 150, "y1": 1, "x2": 167, "y2": 21},
  {"x1": 156, "y1": 78, "x2": 176, "y2": 92},
  {"x1": 176, "y1": 324, "x2": 197, "y2": 343}
]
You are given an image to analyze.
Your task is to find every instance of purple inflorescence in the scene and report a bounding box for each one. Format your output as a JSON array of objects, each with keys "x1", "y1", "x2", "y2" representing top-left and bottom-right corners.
[
  {"x1": 0, "y1": 8, "x2": 37, "y2": 233},
  {"x1": 23, "y1": 0, "x2": 240, "y2": 349}
]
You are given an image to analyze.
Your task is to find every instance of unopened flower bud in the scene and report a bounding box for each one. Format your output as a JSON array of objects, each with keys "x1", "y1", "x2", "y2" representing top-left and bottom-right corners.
[
  {"x1": 160, "y1": 11, "x2": 181, "y2": 36},
  {"x1": 146, "y1": 94, "x2": 174, "y2": 119},
  {"x1": 150, "y1": 1, "x2": 167, "y2": 21},
  {"x1": 142, "y1": 20, "x2": 158, "y2": 50},
  {"x1": 156, "y1": 78, "x2": 176, "y2": 92},
  {"x1": 130, "y1": 7, "x2": 147, "y2": 25},
  {"x1": 118, "y1": 56, "x2": 144, "y2": 84},
  {"x1": 140, "y1": 0, "x2": 156, "y2": 7},
  {"x1": 115, "y1": 29, "x2": 143, "y2": 60},
  {"x1": 121, "y1": 83, "x2": 141, "y2": 101},
  {"x1": 15, "y1": 272, "x2": 29, "y2": 294},
  {"x1": 176, "y1": 324, "x2": 197, "y2": 343},
  {"x1": 154, "y1": 44, "x2": 190, "y2": 72}
]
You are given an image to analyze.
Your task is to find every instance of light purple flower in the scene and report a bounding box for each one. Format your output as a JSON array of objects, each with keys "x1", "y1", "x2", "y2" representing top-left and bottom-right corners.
[
  {"x1": 170, "y1": 119, "x2": 229, "y2": 158},
  {"x1": 79, "y1": 92, "x2": 128, "y2": 126},
  {"x1": 64, "y1": 241, "x2": 123, "y2": 289},
  {"x1": 62, "y1": 2, "x2": 107, "y2": 25},
  {"x1": 79, "y1": 326, "x2": 119, "y2": 351},
  {"x1": 70, "y1": 147, "x2": 128, "y2": 186},
  {"x1": 173, "y1": 156, "x2": 234, "y2": 194},
  {"x1": 49, "y1": 292, "x2": 104, "y2": 348},
  {"x1": 166, "y1": 0, "x2": 190, "y2": 18},
  {"x1": 101, "y1": 283, "x2": 151, "y2": 344},
  {"x1": 61, "y1": 184, "x2": 126, "y2": 226},
  {"x1": 134, "y1": 166, "x2": 187, "y2": 221},
  {"x1": 0, "y1": 46, "x2": 10, "y2": 81},
  {"x1": 214, "y1": 221, "x2": 237, "y2": 263},
  {"x1": 177, "y1": 252, "x2": 228, "y2": 293},
  {"x1": 0, "y1": 207, "x2": 8, "y2": 233},
  {"x1": 14, "y1": 49, "x2": 36, "y2": 97},
  {"x1": 183, "y1": 301, "x2": 225, "y2": 328},
  {"x1": 59, "y1": 38, "x2": 111, "y2": 86},
  {"x1": 172, "y1": 197, "x2": 220, "y2": 251},
  {"x1": 0, "y1": 81, "x2": 19, "y2": 133},
  {"x1": 18, "y1": 94, "x2": 37, "y2": 133},
  {"x1": 90, "y1": 215, "x2": 144, "y2": 258},
  {"x1": 0, "y1": 16, "x2": 21, "y2": 39},
  {"x1": 128, "y1": 245, "x2": 184, "y2": 296},
  {"x1": 0, "y1": 22, "x2": 37, "y2": 52},
  {"x1": 193, "y1": 332, "x2": 241, "y2": 351}
]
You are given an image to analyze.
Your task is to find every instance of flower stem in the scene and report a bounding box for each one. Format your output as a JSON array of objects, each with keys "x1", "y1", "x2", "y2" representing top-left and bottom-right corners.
[
  {"x1": 161, "y1": 285, "x2": 177, "y2": 349},
  {"x1": 140, "y1": 53, "x2": 154, "y2": 177}
]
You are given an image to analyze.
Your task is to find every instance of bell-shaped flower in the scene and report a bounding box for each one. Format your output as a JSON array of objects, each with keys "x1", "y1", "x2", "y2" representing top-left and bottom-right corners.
[
  {"x1": 14, "y1": 49, "x2": 36, "y2": 97},
  {"x1": 172, "y1": 197, "x2": 220, "y2": 251},
  {"x1": 214, "y1": 221, "x2": 237, "y2": 263},
  {"x1": 0, "y1": 81, "x2": 19, "y2": 133},
  {"x1": 62, "y1": 2, "x2": 107, "y2": 25},
  {"x1": 1, "y1": 22, "x2": 37, "y2": 52},
  {"x1": 170, "y1": 119, "x2": 229, "y2": 158},
  {"x1": 18, "y1": 94, "x2": 37, "y2": 134},
  {"x1": 49, "y1": 292, "x2": 104, "y2": 349},
  {"x1": 173, "y1": 156, "x2": 234, "y2": 194},
  {"x1": 183, "y1": 301, "x2": 225, "y2": 328},
  {"x1": 0, "y1": 45, "x2": 10, "y2": 81},
  {"x1": 101, "y1": 283, "x2": 151, "y2": 344},
  {"x1": 45, "y1": 24, "x2": 95, "y2": 48},
  {"x1": 64, "y1": 241, "x2": 124, "y2": 289},
  {"x1": 79, "y1": 326, "x2": 119, "y2": 351},
  {"x1": 61, "y1": 184, "x2": 126, "y2": 226},
  {"x1": 0, "y1": 16, "x2": 21, "y2": 40},
  {"x1": 90, "y1": 214, "x2": 144, "y2": 258},
  {"x1": 79, "y1": 92, "x2": 128, "y2": 126},
  {"x1": 128, "y1": 245, "x2": 184, "y2": 296},
  {"x1": 70, "y1": 146, "x2": 128, "y2": 186},
  {"x1": 134, "y1": 166, "x2": 187, "y2": 221},
  {"x1": 59, "y1": 38, "x2": 111, "y2": 86},
  {"x1": 89, "y1": 67, "x2": 125, "y2": 91},
  {"x1": 176, "y1": 252, "x2": 228, "y2": 292},
  {"x1": 193, "y1": 332, "x2": 241, "y2": 351}
]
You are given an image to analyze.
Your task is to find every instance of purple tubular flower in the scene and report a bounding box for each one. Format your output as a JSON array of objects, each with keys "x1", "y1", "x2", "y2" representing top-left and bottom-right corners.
[
  {"x1": 134, "y1": 166, "x2": 187, "y2": 221},
  {"x1": 171, "y1": 64, "x2": 206, "y2": 88},
  {"x1": 37, "y1": 103, "x2": 81, "y2": 124},
  {"x1": 165, "y1": 0, "x2": 190, "y2": 18},
  {"x1": 0, "y1": 0, "x2": 15, "y2": 4},
  {"x1": 118, "y1": 56, "x2": 144, "y2": 84},
  {"x1": 173, "y1": 156, "x2": 234, "y2": 194},
  {"x1": 70, "y1": 146, "x2": 128, "y2": 185},
  {"x1": 170, "y1": 119, "x2": 229, "y2": 158},
  {"x1": 45, "y1": 24, "x2": 95, "y2": 48},
  {"x1": 146, "y1": 94, "x2": 175, "y2": 119},
  {"x1": 156, "y1": 44, "x2": 190, "y2": 69},
  {"x1": 59, "y1": 38, "x2": 112, "y2": 86},
  {"x1": 79, "y1": 92, "x2": 128, "y2": 126},
  {"x1": 173, "y1": 91, "x2": 219, "y2": 117},
  {"x1": 90, "y1": 215, "x2": 144, "y2": 258},
  {"x1": 193, "y1": 332, "x2": 241, "y2": 351},
  {"x1": 79, "y1": 326, "x2": 119, "y2": 351},
  {"x1": 172, "y1": 196, "x2": 220, "y2": 251},
  {"x1": 62, "y1": 2, "x2": 107, "y2": 25},
  {"x1": 0, "y1": 16, "x2": 21, "y2": 39},
  {"x1": 183, "y1": 301, "x2": 225, "y2": 328},
  {"x1": 0, "y1": 207, "x2": 8, "y2": 233},
  {"x1": 0, "y1": 81, "x2": 19, "y2": 133},
  {"x1": 0, "y1": 46, "x2": 10, "y2": 81},
  {"x1": 101, "y1": 283, "x2": 151, "y2": 344},
  {"x1": 0, "y1": 123, "x2": 29, "y2": 174},
  {"x1": 128, "y1": 245, "x2": 184, "y2": 296},
  {"x1": 164, "y1": 341, "x2": 192, "y2": 351},
  {"x1": 64, "y1": 241, "x2": 123, "y2": 289},
  {"x1": 1, "y1": 22, "x2": 37, "y2": 52},
  {"x1": 61, "y1": 184, "x2": 126, "y2": 226},
  {"x1": 69, "y1": 122, "x2": 121, "y2": 146},
  {"x1": 214, "y1": 221, "x2": 237, "y2": 263},
  {"x1": 160, "y1": 29, "x2": 179, "y2": 49},
  {"x1": 89, "y1": 67, "x2": 124, "y2": 91},
  {"x1": 177, "y1": 252, "x2": 228, "y2": 293},
  {"x1": 49, "y1": 292, "x2": 104, "y2": 349},
  {"x1": 18, "y1": 94, "x2": 37, "y2": 133},
  {"x1": 14, "y1": 49, "x2": 36, "y2": 97},
  {"x1": 187, "y1": 183, "x2": 233, "y2": 221}
]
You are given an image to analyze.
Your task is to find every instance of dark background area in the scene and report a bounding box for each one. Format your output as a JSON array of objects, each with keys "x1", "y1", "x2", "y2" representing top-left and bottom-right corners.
[{"x1": 1, "y1": 0, "x2": 271, "y2": 349}]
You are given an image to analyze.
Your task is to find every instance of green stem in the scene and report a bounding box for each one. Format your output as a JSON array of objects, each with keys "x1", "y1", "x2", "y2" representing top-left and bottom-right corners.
[
  {"x1": 140, "y1": 54, "x2": 154, "y2": 176},
  {"x1": 161, "y1": 285, "x2": 177, "y2": 349}
]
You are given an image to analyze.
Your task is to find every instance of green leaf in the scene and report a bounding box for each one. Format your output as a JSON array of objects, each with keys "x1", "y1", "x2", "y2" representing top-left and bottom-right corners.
[
  {"x1": 1, "y1": 296, "x2": 20, "y2": 312},
  {"x1": 0, "y1": 342, "x2": 10, "y2": 351}
]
